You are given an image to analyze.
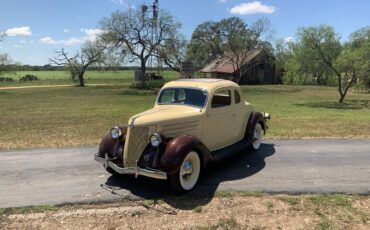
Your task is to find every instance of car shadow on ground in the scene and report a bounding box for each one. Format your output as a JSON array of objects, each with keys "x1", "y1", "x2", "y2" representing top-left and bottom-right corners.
[{"x1": 104, "y1": 143, "x2": 275, "y2": 210}]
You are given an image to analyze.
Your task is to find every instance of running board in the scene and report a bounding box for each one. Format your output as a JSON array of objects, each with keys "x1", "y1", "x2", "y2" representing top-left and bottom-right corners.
[{"x1": 212, "y1": 140, "x2": 249, "y2": 160}]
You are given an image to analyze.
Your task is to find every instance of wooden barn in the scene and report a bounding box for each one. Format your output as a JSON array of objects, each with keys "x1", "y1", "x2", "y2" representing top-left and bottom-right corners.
[{"x1": 200, "y1": 49, "x2": 280, "y2": 85}]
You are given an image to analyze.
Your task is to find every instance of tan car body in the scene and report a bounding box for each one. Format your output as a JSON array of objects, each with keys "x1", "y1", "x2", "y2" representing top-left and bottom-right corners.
[
  {"x1": 95, "y1": 79, "x2": 269, "y2": 191},
  {"x1": 128, "y1": 79, "x2": 253, "y2": 151}
]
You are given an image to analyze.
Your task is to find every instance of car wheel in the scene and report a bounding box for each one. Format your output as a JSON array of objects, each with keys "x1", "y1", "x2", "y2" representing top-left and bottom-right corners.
[
  {"x1": 169, "y1": 151, "x2": 201, "y2": 192},
  {"x1": 251, "y1": 122, "x2": 263, "y2": 151}
]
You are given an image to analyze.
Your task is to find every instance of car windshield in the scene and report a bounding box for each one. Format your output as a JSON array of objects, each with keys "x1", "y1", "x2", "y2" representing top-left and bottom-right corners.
[{"x1": 157, "y1": 88, "x2": 208, "y2": 108}]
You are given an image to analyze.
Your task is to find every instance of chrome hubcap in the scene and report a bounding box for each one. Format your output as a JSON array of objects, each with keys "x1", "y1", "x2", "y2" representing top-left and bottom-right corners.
[
  {"x1": 253, "y1": 123, "x2": 263, "y2": 149},
  {"x1": 182, "y1": 160, "x2": 193, "y2": 178},
  {"x1": 179, "y1": 151, "x2": 200, "y2": 190}
]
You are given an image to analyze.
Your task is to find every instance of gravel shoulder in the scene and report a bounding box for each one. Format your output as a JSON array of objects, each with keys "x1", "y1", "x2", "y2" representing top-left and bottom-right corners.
[{"x1": 1, "y1": 193, "x2": 369, "y2": 230}]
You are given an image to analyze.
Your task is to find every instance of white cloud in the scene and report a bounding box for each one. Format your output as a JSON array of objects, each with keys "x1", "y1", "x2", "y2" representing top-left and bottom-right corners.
[
  {"x1": 230, "y1": 1, "x2": 275, "y2": 15},
  {"x1": 218, "y1": 0, "x2": 228, "y2": 3},
  {"x1": 13, "y1": 44, "x2": 23, "y2": 48},
  {"x1": 29, "y1": 40, "x2": 35, "y2": 44},
  {"x1": 111, "y1": 0, "x2": 125, "y2": 5},
  {"x1": 40, "y1": 37, "x2": 59, "y2": 45},
  {"x1": 63, "y1": 29, "x2": 69, "y2": 33},
  {"x1": 284, "y1": 36, "x2": 293, "y2": 42},
  {"x1": 5, "y1": 26, "x2": 32, "y2": 36},
  {"x1": 39, "y1": 28, "x2": 103, "y2": 46},
  {"x1": 40, "y1": 36, "x2": 84, "y2": 45},
  {"x1": 19, "y1": 40, "x2": 27, "y2": 44},
  {"x1": 80, "y1": 28, "x2": 103, "y2": 42}
]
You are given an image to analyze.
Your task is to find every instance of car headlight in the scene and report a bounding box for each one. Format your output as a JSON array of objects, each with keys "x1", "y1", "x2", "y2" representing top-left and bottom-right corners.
[
  {"x1": 110, "y1": 127, "x2": 122, "y2": 139},
  {"x1": 150, "y1": 133, "x2": 162, "y2": 147}
]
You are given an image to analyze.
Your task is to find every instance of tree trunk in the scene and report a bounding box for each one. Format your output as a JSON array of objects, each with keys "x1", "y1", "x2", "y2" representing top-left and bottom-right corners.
[
  {"x1": 339, "y1": 95, "x2": 344, "y2": 103},
  {"x1": 78, "y1": 72, "x2": 85, "y2": 87},
  {"x1": 140, "y1": 60, "x2": 146, "y2": 89}
]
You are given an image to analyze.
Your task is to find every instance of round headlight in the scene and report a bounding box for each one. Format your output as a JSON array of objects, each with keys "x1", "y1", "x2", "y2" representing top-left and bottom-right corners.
[
  {"x1": 150, "y1": 133, "x2": 162, "y2": 147},
  {"x1": 110, "y1": 127, "x2": 121, "y2": 139}
]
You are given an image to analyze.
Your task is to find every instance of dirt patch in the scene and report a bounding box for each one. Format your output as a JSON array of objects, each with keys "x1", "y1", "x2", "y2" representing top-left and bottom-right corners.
[{"x1": 1, "y1": 194, "x2": 369, "y2": 229}]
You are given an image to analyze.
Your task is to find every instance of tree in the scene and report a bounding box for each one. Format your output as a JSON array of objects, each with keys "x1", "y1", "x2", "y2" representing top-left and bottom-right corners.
[
  {"x1": 50, "y1": 41, "x2": 108, "y2": 87},
  {"x1": 187, "y1": 21, "x2": 222, "y2": 68},
  {"x1": 297, "y1": 25, "x2": 370, "y2": 102},
  {"x1": 282, "y1": 34, "x2": 338, "y2": 86},
  {"x1": 156, "y1": 32, "x2": 187, "y2": 72},
  {"x1": 100, "y1": 7, "x2": 181, "y2": 88},
  {"x1": 187, "y1": 17, "x2": 271, "y2": 83},
  {"x1": 0, "y1": 34, "x2": 16, "y2": 76},
  {"x1": 0, "y1": 53, "x2": 15, "y2": 76},
  {"x1": 343, "y1": 27, "x2": 370, "y2": 91}
]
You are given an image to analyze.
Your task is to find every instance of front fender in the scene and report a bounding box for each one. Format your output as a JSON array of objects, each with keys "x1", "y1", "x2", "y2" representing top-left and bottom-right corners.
[
  {"x1": 159, "y1": 135, "x2": 211, "y2": 175},
  {"x1": 98, "y1": 125, "x2": 128, "y2": 158}
]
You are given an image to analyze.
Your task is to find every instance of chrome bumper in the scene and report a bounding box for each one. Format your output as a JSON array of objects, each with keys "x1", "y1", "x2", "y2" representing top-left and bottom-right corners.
[{"x1": 94, "y1": 153, "x2": 167, "y2": 180}]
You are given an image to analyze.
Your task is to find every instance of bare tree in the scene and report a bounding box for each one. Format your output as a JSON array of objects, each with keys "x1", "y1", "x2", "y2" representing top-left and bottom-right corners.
[
  {"x1": 0, "y1": 53, "x2": 15, "y2": 76},
  {"x1": 156, "y1": 33, "x2": 187, "y2": 72},
  {"x1": 50, "y1": 41, "x2": 108, "y2": 87},
  {"x1": 100, "y1": 8, "x2": 181, "y2": 88}
]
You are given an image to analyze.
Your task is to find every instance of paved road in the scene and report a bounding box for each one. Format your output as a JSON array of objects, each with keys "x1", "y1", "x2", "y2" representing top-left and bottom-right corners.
[{"x1": 1, "y1": 139, "x2": 370, "y2": 208}]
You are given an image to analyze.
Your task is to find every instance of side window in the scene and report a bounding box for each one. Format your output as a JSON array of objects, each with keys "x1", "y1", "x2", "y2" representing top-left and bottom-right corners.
[
  {"x1": 211, "y1": 89, "x2": 231, "y2": 108},
  {"x1": 159, "y1": 89, "x2": 175, "y2": 103},
  {"x1": 234, "y1": 90, "x2": 241, "y2": 104}
]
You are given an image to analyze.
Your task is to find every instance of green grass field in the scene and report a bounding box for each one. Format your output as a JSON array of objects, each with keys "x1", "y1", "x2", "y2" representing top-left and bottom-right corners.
[
  {"x1": 0, "y1": 80, "x2": 369, "y2": 149},
  {"x1": 0, "y1": 70, "x2": 180, "y2": 86}
]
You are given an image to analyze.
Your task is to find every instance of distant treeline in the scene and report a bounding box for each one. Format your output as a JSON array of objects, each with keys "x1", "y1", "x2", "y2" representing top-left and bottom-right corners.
[{"x1": 9, "y1": 64, "x2": 173, "y2": 71}]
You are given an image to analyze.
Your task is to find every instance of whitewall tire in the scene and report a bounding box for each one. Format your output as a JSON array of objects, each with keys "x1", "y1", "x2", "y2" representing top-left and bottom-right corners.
[
  {"x1": 169, "y1": 151, "x2": 201, "y2": 192},
  {"x1": 252, "y1": 123, "x2": 263, "y2": 151}
]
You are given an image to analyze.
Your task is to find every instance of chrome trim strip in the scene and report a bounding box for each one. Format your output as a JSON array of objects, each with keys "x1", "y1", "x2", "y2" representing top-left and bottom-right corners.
[{"x1": 94, "y1": 154, "x2": 167, "y2": 180}]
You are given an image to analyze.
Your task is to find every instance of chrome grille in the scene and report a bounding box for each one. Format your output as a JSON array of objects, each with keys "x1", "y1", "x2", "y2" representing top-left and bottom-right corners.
[{"x1": 123, "y1": 126, "x2": 149, "y2": 167}]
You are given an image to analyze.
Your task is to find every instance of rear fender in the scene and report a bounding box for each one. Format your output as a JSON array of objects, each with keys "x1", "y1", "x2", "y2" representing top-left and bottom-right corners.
[{"x1": 245, "y1": 112, "x2": 266, "y2": 144}]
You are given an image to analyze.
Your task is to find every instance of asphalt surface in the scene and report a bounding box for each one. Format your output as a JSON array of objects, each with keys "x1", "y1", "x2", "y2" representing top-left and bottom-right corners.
[{"x1": 0, "y1": 139, "x2": 370, "y2": 208}]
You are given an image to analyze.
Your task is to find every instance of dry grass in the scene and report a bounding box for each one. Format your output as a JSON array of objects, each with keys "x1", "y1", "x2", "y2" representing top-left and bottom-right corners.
[{"x1": 1, "y1": 193, "x2": 369, "y2": 230}]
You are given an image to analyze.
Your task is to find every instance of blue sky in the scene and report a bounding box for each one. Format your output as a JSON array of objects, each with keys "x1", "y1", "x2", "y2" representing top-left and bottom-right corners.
[{"x1": 0, "y1": 0, "x2": 369, "y2": 65}]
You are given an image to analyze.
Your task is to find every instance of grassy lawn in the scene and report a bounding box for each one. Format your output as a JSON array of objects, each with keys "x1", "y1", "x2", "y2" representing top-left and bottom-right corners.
[
  {"x1": 0, "y1": 82, "x2": 369, "y2": 149},
  {"x1": 0, "y1": 70, "x2": 180, "y2": 87}
]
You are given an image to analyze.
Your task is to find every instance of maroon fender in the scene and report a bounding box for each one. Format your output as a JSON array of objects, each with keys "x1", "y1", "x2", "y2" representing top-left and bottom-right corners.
[
  {"x1": 245, "y1": 112, "x2": 266, "y2": 144},
  {"x1": 98, "y1": 125, "x2": 128, "y2": 157},
  {"x1": 159, "y1": 135, "x2": 211, "y2": 175}
]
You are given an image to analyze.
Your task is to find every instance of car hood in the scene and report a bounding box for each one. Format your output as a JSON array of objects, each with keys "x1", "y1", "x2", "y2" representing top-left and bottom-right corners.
[{"x1": 128, "y1": 105, "x2": 204, "y2": 127}]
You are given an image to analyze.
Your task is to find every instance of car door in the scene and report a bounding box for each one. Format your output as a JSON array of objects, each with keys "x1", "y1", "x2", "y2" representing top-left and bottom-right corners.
[
  {"x1": 203, "y1": 87, "x2": 235, "y2": 151},
  {"x1": 231, "y1": 88, "x2": 250, "y2": 142}
]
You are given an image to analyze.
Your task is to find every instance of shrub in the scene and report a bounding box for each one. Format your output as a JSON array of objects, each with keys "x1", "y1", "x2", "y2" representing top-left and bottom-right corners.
[
  {"x1": 0, "y1": 77, "x2": 14, "y2": 82},
  {"x1": 130, "y1": 80, "x2": 165, "y2": 90},
  {"x1": 19, "y1": 74, "x2": 39, "y2": 82}
]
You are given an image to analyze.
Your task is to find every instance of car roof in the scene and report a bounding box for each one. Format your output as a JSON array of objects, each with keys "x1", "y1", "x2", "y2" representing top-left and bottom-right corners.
[{"x1": 162, "y1": 78, "x2": 239, "y2": 92}]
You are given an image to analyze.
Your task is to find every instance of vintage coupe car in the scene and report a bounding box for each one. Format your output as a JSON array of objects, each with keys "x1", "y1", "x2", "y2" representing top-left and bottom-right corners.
[{"x1": 95, "y1": 79, "x2": 270, "y2": 192}]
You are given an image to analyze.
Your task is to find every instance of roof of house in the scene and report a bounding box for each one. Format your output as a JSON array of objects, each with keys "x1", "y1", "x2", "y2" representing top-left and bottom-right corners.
[{"x1": 200, "y1": 49, "x2": 262, "y2": 74}]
